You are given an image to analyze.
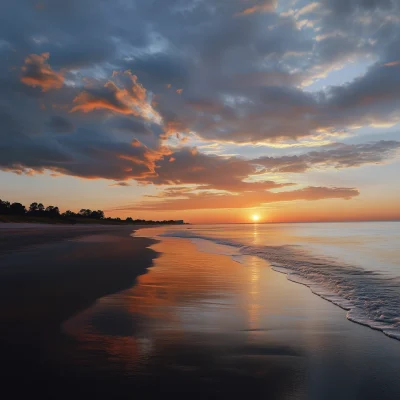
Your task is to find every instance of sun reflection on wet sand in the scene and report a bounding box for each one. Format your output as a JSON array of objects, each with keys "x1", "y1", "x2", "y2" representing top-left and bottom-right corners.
[
  {"x1": 62, "y1": 231, "x2": 312, "y2": 376},
  {"x1": 57, "y1": 226, "x2": 400, "y2": 398},
  {"x1": 62, "y1": 237, "x2": 254, "y2": 371}
]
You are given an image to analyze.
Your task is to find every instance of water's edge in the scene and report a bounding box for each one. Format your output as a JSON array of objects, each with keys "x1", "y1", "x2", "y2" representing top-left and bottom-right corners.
[{"x1": 155, "y1": 231, "x2": 400, "y2": 342}]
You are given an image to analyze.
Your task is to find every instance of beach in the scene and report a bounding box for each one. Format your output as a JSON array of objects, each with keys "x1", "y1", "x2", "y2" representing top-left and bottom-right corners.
[
  {"x1": 0, "y1": 224, "x2": 158, "y2": 397},
  {"x1": 1, "y1": 223, "x2": 400, "y2": 399}
]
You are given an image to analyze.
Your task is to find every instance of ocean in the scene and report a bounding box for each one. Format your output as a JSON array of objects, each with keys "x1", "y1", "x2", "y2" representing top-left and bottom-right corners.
[{"x1": 144, "y1": 221, "x2": 400, "y2": 340}]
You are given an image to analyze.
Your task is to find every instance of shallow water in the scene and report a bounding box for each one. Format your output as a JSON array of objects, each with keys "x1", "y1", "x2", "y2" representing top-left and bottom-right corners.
[
  {"x1": 153, "y1": 222, "x2": 400, "y2": 339},
  {"x1": 57, "y1": 227, "x2": 400, "y2": 398}
]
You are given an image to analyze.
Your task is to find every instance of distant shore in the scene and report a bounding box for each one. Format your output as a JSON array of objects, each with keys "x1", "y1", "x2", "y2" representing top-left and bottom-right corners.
[
  {"x1": 0, "y1": 214, "x2": 130, "y2": 225},
  {"x1": 0, "y1": 214, "x2": 186, "y2": 226},
  {"x1": 0, "y1": 198, "x2": 186, "y2": 225}
]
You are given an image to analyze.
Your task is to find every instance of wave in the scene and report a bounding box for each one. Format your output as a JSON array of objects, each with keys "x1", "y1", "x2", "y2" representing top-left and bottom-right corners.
[{"x1": 161, "y1": 230, "x2": 400, "y2": 341}]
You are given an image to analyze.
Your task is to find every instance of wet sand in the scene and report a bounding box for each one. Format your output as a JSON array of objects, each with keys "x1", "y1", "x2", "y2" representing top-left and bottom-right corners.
[
  {"x1": 0, "y1": 224, "x2": 158, "y2": 397},
  {"x1": 1, "y1": 225, "x2": 400, "y2": 399}
]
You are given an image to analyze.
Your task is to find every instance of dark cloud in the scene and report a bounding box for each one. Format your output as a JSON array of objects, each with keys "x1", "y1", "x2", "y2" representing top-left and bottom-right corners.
[
  {"x1": 137, "y1": 147, "x2": 293, "y2": 192},
  {"x1": 253, "y1": 141, "x2": 400, "y2": 173},
  {"x1": 49, "y1": 38, "x2": 116, "y2": 70},
  {"x1": 0, "y1": 103, "x2": 166, "y2": 180},
  {"x1": 106, "y1": 116, "x2": 153, "y2": 136},
  {"x1": 0, "y1": 115, "x2": 72, "y2": 174},
  {"x1": 47, "y1": 131, "x2": 168, "y2": 180},
  {"x1": 324, "y1": 0, "x2": 394, "y2": 14},
  {"x1": 48, "y1": 116, "x2": 75, "y2": 133},
  {"x1": 0, "y1": 0, "x2": 399, "y2": 209},
  {"x1": 124, "y1": 53, "x2": 191, "y2": 89},
  {"x1": 4, "y1": 0, "x2": 400, "y2": 144},
  {"x1": 109, "y1": 182, "x2": 131, "y2": 187}
]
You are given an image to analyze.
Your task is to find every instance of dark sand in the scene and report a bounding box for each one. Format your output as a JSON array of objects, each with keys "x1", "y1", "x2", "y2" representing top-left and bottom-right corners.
[{"x1": 0, "y1": 224, "x2": 157, "y2": 398}]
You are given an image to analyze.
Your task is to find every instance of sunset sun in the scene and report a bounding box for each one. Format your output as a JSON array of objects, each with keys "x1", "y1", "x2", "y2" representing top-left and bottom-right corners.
[{"x1": 251, "y1": 214, "x2": 260, "y2": 222}]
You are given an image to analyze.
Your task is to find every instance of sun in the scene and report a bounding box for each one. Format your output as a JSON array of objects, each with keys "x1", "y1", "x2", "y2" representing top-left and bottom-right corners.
[{"x1": 251, "y1": 214, "x2": 260, "y2": 222}]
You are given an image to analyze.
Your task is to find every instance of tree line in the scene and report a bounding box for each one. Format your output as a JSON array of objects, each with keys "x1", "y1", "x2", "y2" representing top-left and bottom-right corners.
[{"x1": 0, "y1": 199, "x2": 185, "y2": 225}]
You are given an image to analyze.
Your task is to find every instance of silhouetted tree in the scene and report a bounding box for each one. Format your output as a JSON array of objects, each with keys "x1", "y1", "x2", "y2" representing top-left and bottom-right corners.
[
  {"x1": 45, "y1": 206, "x2": 60, "y2": 216},
  {"x1": 0, "y1": 198, "x2": 185, "y2": 224},
  {"x1": 0, "y1": 199, "x2": 11, "y2": 214},
  {"x1": 79, "y1": 209, "x2": 92, "y2": 218},
  {"x1": 62, "y1": 210, "x2": 76, "y2": 217},
  {"x1": 90, "y1": 210, "x2": 104, "y2": 219},
  {"x1": 29, "y1": 202, "x2": 39, "y2": 213},
  {"x1": 10, "y1": 202, "x2": 26, "y2": 215}
]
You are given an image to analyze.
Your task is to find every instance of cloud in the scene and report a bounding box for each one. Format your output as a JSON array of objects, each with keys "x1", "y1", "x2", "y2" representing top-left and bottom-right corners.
[
  {"x1": 323, "y1": 0, "x2": 394, "y2": 14},
  {"x1": 47, "y1": 116, "x2": 75, "y2": 133},
  {"x1": 71, "y1": 71, "x2": 162, "y2": 123},
  {"x1": 105, "y1": 116, "x2": 153, "y2": 136},
  {"x1": 21, "y1": 53, "x2": 64, "y2": 91},
  {"x1": 297, "y1": 2, "x2": 321, "y2": 17},
  {"x1": 384, "y1": 60, "x2": 400, "y2": 67},
  {"x1": 137, "y1": 147, "x2": 292, "y2": 192},
  {"x1": 109, "y1": 182, "x2": 131, "y2": 187},
  {"x1": 115, "y1": 186, "x2": 360, "y2": 211},
  {"x1": 0, "y1": 110, "x2": 166, "y2": 180},
  {"x1": 253, "y1": 141, "x2": 400, "y2": 173},
  {"x1": 1, "y1": 0, "x2": 400, "y2": 214},
  {"x1": 6, "y1": 0, "x2": 400, "y2": 147},
  {"x1": 235, "y1": 1, "x2": 277, "y2": 16}
]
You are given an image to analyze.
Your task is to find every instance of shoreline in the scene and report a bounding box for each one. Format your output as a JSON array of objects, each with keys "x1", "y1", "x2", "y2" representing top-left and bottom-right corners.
[
  {"x1": 138, "y1": 224, "x2": 400, "y2": 343},
  {"x1": 135, "y1": 226, "x2": 400, "y2": 345},
  {"x1": 271, "y1": 266, "x2": 400, "y2": 342},
  {"x1": 62, "y1": 230, "x2": 400, "y2": 398}
]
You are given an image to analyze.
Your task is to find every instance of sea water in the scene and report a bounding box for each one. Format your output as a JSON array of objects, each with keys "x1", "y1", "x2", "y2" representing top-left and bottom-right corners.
[{"x1": 155, "y1": 222, "x2": 400, "y2": 340}]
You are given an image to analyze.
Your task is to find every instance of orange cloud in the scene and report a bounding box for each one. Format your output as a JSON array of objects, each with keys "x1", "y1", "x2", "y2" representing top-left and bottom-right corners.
[
  {"x1": 115, "y1": 186, "x2": 360, "y2": 211},
  {"x1": 162, "y1": 119, "x2": 190, "y2": 139},
  {"x1": 71, "y1": 71, "x2": 162, "y2": 123},
  {"x1": 115, "y1": 141, "x2": 169, "y2": 179},
  {"x1": 131, "y1": 139, "x2": 142, "y2": 147},
  {"x1": 1, "y1": 165, "x2": 45, "y2": 176},
  {"x1": 384, "y1": 60, "x2": 400, "y2": 67},
  {"x1": 176, "y1": 88, "x2": 183, "y2": 94},
  {"x1": 21, "y1": 53, "x2": 64, "y2": 91},
  {"x1": 235, "y1": 0, "x2": 276, "y2": 16}
]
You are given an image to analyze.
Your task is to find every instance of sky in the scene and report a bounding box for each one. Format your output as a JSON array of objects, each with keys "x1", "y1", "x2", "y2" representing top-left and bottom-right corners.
[{"x1": 1, "y1": 0, "x2": 400, "y2": 223}]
